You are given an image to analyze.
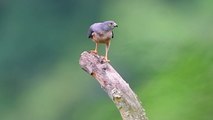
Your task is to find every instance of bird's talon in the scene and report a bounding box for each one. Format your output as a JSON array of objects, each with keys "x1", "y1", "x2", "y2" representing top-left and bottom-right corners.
[
  {"x1": 90, "y1": 50, "x2": 98, "y2": 54},
  {"x1": 104, "y1": 57, "x2": 110, "y2": 62}
]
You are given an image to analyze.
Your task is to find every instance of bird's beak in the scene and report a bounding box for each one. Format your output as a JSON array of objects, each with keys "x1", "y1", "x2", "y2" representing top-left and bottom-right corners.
[{"x1": 114, "y1": 23, "x2": 118, "y2": 27}]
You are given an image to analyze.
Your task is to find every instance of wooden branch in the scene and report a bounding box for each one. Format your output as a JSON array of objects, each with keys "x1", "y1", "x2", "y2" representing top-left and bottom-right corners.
[{"x1": 79, "y1": 51, "x2": 148, "y2": 120}]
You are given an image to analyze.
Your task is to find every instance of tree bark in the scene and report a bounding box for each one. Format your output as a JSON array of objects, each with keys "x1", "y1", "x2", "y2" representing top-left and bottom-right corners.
[{"x1": 79, "y1": 51, "x2": 148, "y2": 120}]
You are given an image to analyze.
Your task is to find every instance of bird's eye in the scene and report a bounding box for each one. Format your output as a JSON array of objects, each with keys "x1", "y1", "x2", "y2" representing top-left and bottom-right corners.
[{"x1": 108, "y1": 23, "x2": 113, "y2": 26}]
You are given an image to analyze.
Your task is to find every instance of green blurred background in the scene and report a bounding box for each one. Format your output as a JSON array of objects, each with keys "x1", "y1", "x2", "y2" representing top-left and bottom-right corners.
[{"x1": 0, "y1": 0, "x2": 213, "y2": 120}]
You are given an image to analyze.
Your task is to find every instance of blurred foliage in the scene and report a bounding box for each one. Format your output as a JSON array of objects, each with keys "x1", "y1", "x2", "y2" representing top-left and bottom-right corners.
[{"x1": 0, "y1": 0, "x2": 213, "y2": 120}]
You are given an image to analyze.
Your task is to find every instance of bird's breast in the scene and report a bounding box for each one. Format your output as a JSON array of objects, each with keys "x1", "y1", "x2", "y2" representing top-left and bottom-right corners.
[{"x1": 92, "y1": 31, "x2": 112, "y2": 43}]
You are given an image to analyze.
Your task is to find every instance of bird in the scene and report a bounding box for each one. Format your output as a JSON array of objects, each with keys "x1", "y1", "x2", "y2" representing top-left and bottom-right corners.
[{"x1": 88, "y1": 20, "x2": 118, "y2": 62}]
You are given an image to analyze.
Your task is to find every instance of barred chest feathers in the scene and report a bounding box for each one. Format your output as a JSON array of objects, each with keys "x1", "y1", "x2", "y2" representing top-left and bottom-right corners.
[{"x1": 91, "y1": 31, "x2": 112, "y2": 43}]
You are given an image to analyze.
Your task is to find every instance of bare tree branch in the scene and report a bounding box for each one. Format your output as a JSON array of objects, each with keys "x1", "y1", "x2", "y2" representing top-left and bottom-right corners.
[{"x1": 79, "y1": 51, "x2": 148, "y2": 120}]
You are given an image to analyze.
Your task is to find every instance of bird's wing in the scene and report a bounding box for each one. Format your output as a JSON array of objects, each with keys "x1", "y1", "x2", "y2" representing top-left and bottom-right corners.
[
  {"x1": 88, "y1": 23, "x2": 101, "y2": 38},
  {"x1": 87, "y1": 27, "x2": 94, "y2": 38}
]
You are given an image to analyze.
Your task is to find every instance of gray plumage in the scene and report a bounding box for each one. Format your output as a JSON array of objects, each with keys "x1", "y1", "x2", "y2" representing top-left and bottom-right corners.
[{"x1": 88, "y1": 21, "x2": 118, "y2": 39}]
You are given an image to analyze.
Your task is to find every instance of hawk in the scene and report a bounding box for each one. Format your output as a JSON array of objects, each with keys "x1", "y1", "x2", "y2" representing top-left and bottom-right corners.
[{"x1": 88, "y1": 20, "x2": 118, "y2": 62}]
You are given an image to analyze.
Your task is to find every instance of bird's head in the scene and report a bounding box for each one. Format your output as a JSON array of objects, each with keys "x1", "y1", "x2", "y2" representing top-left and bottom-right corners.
[{"x1": 102, "y1": 20, "x2": 118, "y2": 31}]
